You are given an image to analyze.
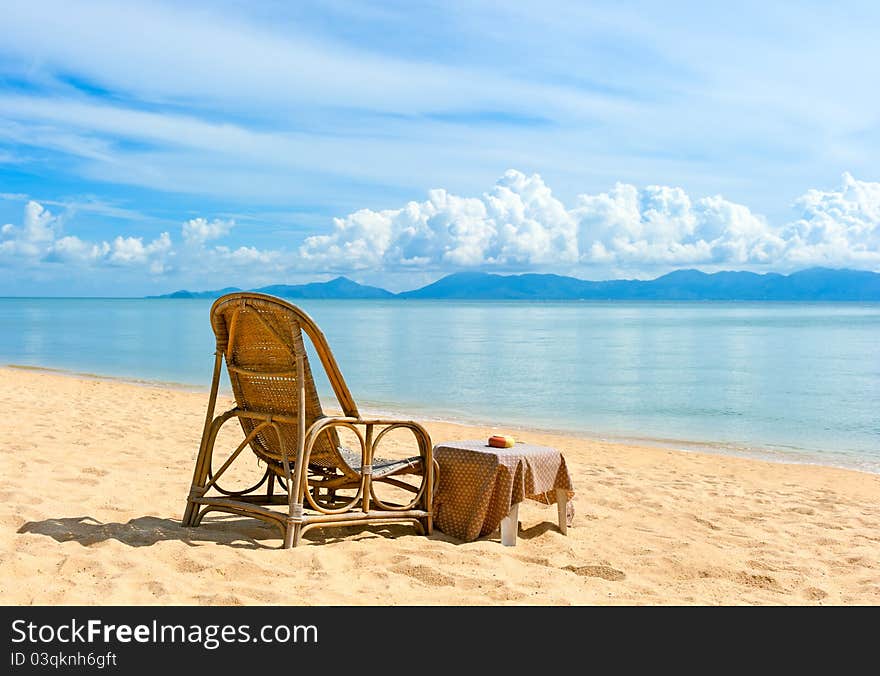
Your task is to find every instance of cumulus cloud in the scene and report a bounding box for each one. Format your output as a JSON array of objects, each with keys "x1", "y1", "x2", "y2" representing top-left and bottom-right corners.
[
  {"x1": 779, "y1": 173, "x2": 880, "y2": 268},
  {"x1": 1, "y1": 201, "x2": 62, "y2": 258},
  {"x1": 3, "y1": 172, "x2": 879, "y2": 288},
  {"x1": 0, "y1": 200, "x2": 172, "y2": 271},
  {"x1": 108, "y1": 232, "x2": 172, "y2": 265},
  {"x1": 0, "y1": 201, "x2": 60, "y2": 257},
  {"x1": 300, "y1": 170, "x2": 579, "y2": 271},
  {"x1": 0, "y1": 201, "x2": 285, "y2": 282},
  {"x1": 49, "y1": 236, "x2": 110, "y2": 263},
  {"x1": 300, "y1": 170, "x2": 880, "y2": 272},
  {"x1": 182, "y1": 217, "x2": 234, "y2": 245},
  {"x1": 571, "y1": 181, "x2": 784, "y2": 266},
  {"x1": 211, "y1": 245, "x2": 282, "y2": 266}
]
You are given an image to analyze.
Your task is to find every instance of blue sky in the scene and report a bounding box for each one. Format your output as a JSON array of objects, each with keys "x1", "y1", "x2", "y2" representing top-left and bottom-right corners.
[{"x1": 1, "y1": 0, "x2": 879, "y2": 295}]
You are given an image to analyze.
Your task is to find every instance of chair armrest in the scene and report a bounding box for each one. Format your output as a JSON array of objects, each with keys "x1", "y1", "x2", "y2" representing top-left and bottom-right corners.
[
  {"x1": 303, "y1": 416, "x2": 432, "y2": 463},
  {"x1": 300, "y1": 416, "x2": 435, "y2": 514}
]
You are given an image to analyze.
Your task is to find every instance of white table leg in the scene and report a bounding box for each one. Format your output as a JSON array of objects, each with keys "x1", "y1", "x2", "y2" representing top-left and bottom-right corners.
[
  {"x1": 500, "y1": 502, "x2": 520, "y2": 546},
  {"x1": 556, "y1": 488, "x2": 568, "y2": 535}
]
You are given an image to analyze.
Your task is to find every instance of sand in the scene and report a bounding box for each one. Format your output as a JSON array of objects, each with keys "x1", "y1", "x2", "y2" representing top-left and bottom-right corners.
[{"x1": 1, "y1": 366, "x2": 878, "y2": 605}]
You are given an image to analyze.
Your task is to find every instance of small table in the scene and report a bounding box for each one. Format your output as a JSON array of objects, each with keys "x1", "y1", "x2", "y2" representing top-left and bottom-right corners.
[{"x1": 432, "y1": 440, "x2": 574, "y2": 546}]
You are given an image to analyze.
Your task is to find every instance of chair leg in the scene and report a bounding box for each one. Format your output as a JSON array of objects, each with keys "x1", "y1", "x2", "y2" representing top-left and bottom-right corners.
[
  {"x1": 283, "y1": 522, "x2": 303, "y2": 549},
  {"x1": 183, "y1": 437, "x2": 213, "y2": 527},
  {"x1": 182, "y1": 499, "x2": 198, "y2": 528},
  {"x1": 182, "y1": 414, "x2": 228, "y2": 527},
  {"x1": 184, "y1": 353, "x2": 223, "y2": 527}
]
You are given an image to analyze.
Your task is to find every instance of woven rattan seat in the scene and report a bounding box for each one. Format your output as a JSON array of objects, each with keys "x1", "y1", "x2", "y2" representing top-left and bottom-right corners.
[{"x1": 338, "y1": 448, "x2": 423, "y2": 477}]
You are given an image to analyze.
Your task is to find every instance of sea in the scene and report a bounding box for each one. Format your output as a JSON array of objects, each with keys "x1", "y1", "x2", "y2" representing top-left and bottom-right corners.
[{"x1": 1, "y1": 297, "x2": 878, "y2": 473}]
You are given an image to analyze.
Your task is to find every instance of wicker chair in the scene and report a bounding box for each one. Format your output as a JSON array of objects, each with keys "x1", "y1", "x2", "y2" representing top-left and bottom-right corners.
[{"x1": 182, "y1": 292, "x2": 434, "y2": 548}]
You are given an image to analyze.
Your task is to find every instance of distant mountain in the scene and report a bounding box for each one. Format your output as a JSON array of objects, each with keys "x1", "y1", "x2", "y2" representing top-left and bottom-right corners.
[
  {"x1": 397, "y1": 272, "x2": 598, "y2": 299},
  {"x1": 150, "y1": 268, "x2": 880, "y2": 301},
  {"x1": 150, "y1": 277, "x2": 393, "y2": 300},
  {"x1": 254, "y1": 276, "x2": 394, "y2": 299},
  {"x1": 399, "y1": 268, "x2": 880, "y2": 300},
  {"x1": 148, "y1": 286, "x2": 241, "y2": 299}
]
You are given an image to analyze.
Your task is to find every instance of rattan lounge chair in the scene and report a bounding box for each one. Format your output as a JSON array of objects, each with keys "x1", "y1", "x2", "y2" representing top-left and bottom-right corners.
[{"x1": 182, "y1": 292, "x2": 434, "y2": 548}]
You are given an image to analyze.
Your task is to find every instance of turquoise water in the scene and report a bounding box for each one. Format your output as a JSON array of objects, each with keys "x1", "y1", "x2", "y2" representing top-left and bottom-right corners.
[{"x1": 1, "y1": 298, "x2": 878, "y2": 472}]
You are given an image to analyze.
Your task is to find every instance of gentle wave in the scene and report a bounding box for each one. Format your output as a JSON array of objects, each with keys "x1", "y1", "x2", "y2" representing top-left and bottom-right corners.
[{"x1": 7, "y1": 358, "x2": 879, "y2": 475}]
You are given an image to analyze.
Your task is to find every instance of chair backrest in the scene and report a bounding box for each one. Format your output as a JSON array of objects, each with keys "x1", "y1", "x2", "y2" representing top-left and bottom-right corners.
[{"x1": 210, "y1": 293, "x2": 359, "y2": 471}]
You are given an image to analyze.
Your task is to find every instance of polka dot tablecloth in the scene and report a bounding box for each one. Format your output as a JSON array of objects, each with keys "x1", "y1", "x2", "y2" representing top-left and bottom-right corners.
[{"x1": 432, "y1": 440, "x2": 575, "y2": 542}]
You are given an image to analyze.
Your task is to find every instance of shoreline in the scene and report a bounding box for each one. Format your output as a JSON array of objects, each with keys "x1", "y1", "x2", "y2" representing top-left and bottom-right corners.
[
  {"x1": 6, "y1": 361, "x2": 878, "y2": 477},
  {"x1": 2, "y1": 365, "x2": 879, "y2": 605}
]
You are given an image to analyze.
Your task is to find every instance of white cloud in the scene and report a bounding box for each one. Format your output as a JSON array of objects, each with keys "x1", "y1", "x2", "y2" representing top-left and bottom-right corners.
[
  {"x1": 301, "y1": 170, "x2": 880, "y2": 273},
  {"x1": 22, "y1": 200, "x2": 59, "y2": 243},
  {"x1": 182, "y1": 217, "x2": 234, "y2": 245},
  {"x1": 0, "y1": 200, "x2": 172, "y2": 271},
  {"x1": 0, "y1": 1, "x2": 621, "y2": 123},
  {"x1": 50, "y1": 236, "x2": 110, "y2": 263},
  {"x1": 571, "y1": 182, "x2": 784, "y2": 266},
  {"x1": 211, "y1": 245, "x2": 283, "y2": 267},
  {"x1": 2, "y1": 172, "x2": 879, "y2": 289},
  {"x1": 0, "y1": 200, "x2": 287, "y2": 284},
  {"x1": 301, "y1": 170, "x2": 579, "y2": 271},
  {"x1": 779, "y1": 172, "x2": 880, "y2": 267},
  {"x1": 0, "y1": 200, "x2": 62, "y2": 258},
  {"x1": 108, "y1": 232, "x2": 172, "y2": 265}
]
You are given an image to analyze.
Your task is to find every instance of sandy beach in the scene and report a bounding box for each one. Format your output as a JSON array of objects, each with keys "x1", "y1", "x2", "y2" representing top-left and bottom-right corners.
[{"x1": 1, "y1": 365, "x2": 878, "y2": 606}]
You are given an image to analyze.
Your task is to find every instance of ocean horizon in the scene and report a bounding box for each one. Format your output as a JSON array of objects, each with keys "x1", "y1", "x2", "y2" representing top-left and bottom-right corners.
[{"x1": 2, "y1": 297, "x2": 878, "y2": 474}]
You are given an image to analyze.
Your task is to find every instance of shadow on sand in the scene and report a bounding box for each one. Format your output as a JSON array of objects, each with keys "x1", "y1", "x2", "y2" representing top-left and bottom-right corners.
[
  {"x1": 19, "y1": 515, "x2": 287, "y2": 550},
  {"x1": 18, "y1": 515, "x2": 456, "y2": 549}
]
